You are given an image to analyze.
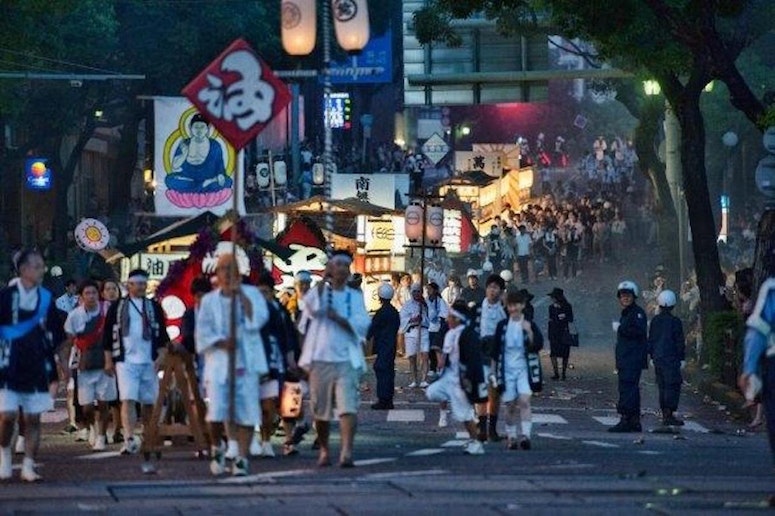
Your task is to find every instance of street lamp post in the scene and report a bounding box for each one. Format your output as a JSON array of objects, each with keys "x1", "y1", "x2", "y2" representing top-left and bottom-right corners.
[
  {"x1": 281, "y1": 0, "x2": 370, "y2": 249},
  {"x1": 643, "y1": 80, "x2": 685, "y2": 287}
]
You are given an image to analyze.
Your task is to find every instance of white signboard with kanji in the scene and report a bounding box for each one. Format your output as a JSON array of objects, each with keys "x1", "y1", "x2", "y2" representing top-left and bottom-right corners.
[
  {"x1": 330, "y1": 173, "x2": 410, "y2": 209},
  {"x1": 454, "y1": 151, "x2": 506, "y2": 177}
]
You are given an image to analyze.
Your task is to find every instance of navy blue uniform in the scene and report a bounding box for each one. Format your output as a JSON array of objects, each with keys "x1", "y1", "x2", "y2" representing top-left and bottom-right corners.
[
  {"x1": 367, "y1": 303, "x2": 400, "y2": 404},
  {"x1": 647, "y1": 311, "x2": 685, "y2": 412},
  {"x1": 615, "y1": 303, "x2": 648, "y2": 418}
]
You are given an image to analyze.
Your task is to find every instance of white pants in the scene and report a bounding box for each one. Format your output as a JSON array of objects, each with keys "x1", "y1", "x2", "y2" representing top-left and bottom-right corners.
[{"x1": 425, "y1": 371, "x2": 474, "y2": 423}]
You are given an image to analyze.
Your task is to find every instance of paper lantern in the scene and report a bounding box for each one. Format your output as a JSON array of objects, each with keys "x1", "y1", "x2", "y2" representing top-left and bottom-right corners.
[
  {"x1": 425, "y1": 205, "x2": 444, "y2": 246},
  {"x1": 312, "y1": 163, "x2": 325, "y2": 185},
  {"x1": 281, "y1": 0, "x2": 317, "y2": 56},
  {"x1": 256, "y1": 163, "x2": 270, "y2": 188},
  {"x1": 274, "y1": 160, "x2": 288, "y2": 186},
  {"x1": 332, "y1": 0, "x2": 370, "y2": 54},
  {"x1": 404, "y1": 203, "x2": 424, "y2": 244}
]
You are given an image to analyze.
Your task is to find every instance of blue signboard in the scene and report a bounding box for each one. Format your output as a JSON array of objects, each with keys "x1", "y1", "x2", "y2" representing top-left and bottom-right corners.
[
  {"x1": 24, "y1": 158, "x2": 52, "y2": 191},
  {"x1": 324, "y1": 92, "x2": 352, "y2": 130},
  {"x1": 328, "y1": 29, "x2": 392, "y2": 84}
]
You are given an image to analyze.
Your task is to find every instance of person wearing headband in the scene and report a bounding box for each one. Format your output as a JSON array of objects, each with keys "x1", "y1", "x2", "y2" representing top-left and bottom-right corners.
[
  {"x1": 0, "y1": 249, "x2": 64, "y2": 482},
  {"x1": 399, "y1": 283, "x2": 431, "y2": 388},
  {"x1": 425, "y1": 300, "x2": 486, "y2": 455},
  {"x1": 196, "y1": 255, "x2": 269, "y2": 477},
  {"x1": 102, "y1": 268, "x2": 170, "y2": 460},
  {"x1": 298, "y1": 249, "x2": 371, "y2": 468}
]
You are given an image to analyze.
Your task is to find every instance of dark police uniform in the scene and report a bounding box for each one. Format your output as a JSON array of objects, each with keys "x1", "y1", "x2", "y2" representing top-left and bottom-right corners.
[
  {"x1": 614, "y1": 301, "x2": 648, "y2": 428},
  {"x1": 647, "y1": 310, "x2": 685, "y2": 417},
  {"x1": 367, "y1": 302, "x2": 400, "y2": 407}
]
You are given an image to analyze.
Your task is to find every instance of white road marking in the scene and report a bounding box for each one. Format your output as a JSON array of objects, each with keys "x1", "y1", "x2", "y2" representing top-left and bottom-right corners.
[
  {"x1": 592, "y1": 416, "x2": 621, "y2": 426},
  {"x1": 359, "y1": 469, "x2": 448, "y2": 481},
  {"x1": 77, "y1": 451, "x2": 121, "y2": 460},
  {"x1": 387, "y1": 409, "x2": 425, "y2": 422},
  {"x1": 533, "y1": 414, "x2": 568, "y2": 424},
  {"x1": 219, "y1": 468, "x2": 312, "y2": 484},
  {"x1": 441, "y1": 439, "x2": 469, "y2": 448},
  {"x1": 638, "y1": 450, "x2": 663, "y2": 455},
  {"x1": 682, "y1": 421, "x2": 709, "y2": 433},
  {"x1": 455, "y1": 431, "x2": 469, "y2": 439},
  {"x1": 536, "y1": 432, "x2": 573, "y2": 440},
  {"x1": 406, "y1": 448, "x2": 445, "y2": 457},
  {"x1": 582, "y1": 440, "x2": 620, "y2": 448},
  {"x1": 353, "y1": 458, "x2": 396, "y2": 466}
]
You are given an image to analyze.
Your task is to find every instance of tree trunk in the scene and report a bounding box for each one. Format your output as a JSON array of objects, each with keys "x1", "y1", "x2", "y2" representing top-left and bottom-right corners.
[
  {"x1": 51, "y1": 118, "x2": 97, "y2": 260},
  {"x1": 676, "y1": 94, "x2": 729, "y2": 315}
]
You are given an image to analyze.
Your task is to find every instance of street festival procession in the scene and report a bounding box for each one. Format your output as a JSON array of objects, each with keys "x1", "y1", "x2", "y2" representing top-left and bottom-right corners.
[{"x1": 0, "y1": 0, "x2": 775, "y2": 513}]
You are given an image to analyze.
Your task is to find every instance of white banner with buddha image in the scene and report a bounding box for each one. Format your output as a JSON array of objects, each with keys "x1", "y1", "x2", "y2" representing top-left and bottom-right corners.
[{"x1": 153, "y1": 96, "x2": 245, "y2": 216}]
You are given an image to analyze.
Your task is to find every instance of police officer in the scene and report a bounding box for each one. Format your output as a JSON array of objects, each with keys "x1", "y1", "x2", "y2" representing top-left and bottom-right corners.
[
  {"x1": 647, "y1": 289, "x2": 686, "y2": 427},
  {"x1": 367, "y1": 283, "x2": 400, "y2": 410},
  {"x1": 609, "y1": 280, "x2": 647, "y2": 433}
]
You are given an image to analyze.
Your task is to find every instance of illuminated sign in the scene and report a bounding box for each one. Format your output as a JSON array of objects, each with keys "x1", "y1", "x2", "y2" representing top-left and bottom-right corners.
[
  {"x1": 324, "y1": 92, "x2": 352, "y2": 130},
  {"x1": 24, "y1": 158, "x2": 52, "y2": 191}
]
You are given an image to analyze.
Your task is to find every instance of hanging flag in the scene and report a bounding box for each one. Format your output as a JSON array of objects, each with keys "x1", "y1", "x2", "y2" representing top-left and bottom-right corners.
[
  {"x1": 182, "y1": 38, "x2": 292, "y2": 150},
  {"x1": 153, "y1": 96, "x2": 245, "y2": 217}
]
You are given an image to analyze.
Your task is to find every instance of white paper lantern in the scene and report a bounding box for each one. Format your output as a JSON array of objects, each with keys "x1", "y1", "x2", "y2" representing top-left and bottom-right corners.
[
  {"x1": 425, "y1": 205, "x2": 444, "y2": 246},
  {"x1": 274, "y1": 160, "x2": 288, "y2": 186},
  {"x1": 281, "y1": 0, "x2": 317, "y2": 56},
  {"x1": 256, "y1": 163, "x2": 270, "y2": 188},
  {"x1": 405, "y1": 203, "x2": 424, "y2": 243},
  {"x1": 332, "y1": 0, "x2": 370, "y2": 54},
  {"x1": 312, "y1": 163, "x2": 325, "y2": 185}
]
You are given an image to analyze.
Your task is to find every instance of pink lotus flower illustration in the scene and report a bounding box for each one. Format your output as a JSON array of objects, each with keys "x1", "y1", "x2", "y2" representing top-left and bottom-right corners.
[{"x1": 166, "y1": 188, "x2": 232, "y2": 208}]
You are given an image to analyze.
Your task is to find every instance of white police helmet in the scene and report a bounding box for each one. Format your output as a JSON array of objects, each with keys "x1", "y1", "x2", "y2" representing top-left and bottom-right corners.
[
  {"x1": 482, "y1": 260, "x2": 494, "y2": 272},
  {"x1": 657, "y1": 289, "x2": 677, "y2": 308},
  {"x1": 617, "y1": 280, "x2": 639, "y2": 298},
  {"x1": 50, "y1": 266, "x2": 63, "y2": 277},
  {"x1": 499, "y1": 269, "x2": 513, "y2": 282},
  {"x1": 377, "y1": 283, "x2": 394, "y2": 300}
]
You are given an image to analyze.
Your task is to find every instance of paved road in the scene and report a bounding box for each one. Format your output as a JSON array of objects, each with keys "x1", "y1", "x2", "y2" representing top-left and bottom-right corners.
[{"x1": 2, "y1": 251, "x2": 773, "y2": 514}]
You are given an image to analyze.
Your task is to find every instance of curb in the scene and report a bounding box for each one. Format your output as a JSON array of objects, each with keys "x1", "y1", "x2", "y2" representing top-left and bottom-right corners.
[{"x1": 683, "y1": 363, "x2": 748, "y2": 420}]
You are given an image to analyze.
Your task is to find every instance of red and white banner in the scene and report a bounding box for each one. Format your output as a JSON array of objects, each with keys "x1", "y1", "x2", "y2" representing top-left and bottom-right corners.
[{"x1": 182, "y1": 38, "x2": 292, "y2": 151}]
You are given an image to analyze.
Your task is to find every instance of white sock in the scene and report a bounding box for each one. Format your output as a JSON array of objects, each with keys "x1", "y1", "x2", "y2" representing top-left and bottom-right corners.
[
  {"x1": 505, "y1": 425, "x2": 518, "y2": 439},
  {"x1": 0, "y1": 447, "x2": 11, "y2": 468},
  {"x1": 521, "y1": 420, "x2": 532, "y2": 437},
  {"x1": 21, "y1": 456, "x2": 34, "y2": 472}
]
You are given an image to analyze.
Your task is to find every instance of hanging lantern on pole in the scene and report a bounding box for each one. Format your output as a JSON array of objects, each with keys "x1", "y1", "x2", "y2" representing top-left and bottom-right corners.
[
  {"x1": 312, "y1": 162, "x2": 325, "y2": 185},
  {"x1": 256, "y1": 163, "x2": 270, "y2": 188},
  {"x1": 274, "y1": 160, "x2": 288, "y2": 186},
  {"x1": 425, "y1": 205, "x2": 444, "y2": 246},
  {"x1": 281, "y1": 0, "x2": 317, "y2": 56},
  {"x1": 331, "y1": 0, "x2": 370, "y2": 54},
  {"x1": 404, "y1": 202, "x2": 424, "y2": 244}
]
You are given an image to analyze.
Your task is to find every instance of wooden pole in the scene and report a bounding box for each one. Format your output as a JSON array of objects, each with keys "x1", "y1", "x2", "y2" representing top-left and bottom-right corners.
[{"x1": 228, "y1": 166, "x2": 239, "y2": 425}]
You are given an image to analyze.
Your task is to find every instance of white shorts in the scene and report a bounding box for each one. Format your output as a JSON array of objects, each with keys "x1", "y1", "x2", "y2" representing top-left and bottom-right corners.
[
  {"x1": 404, "y1": 331, "x2": 430, "y2": 357},
  {"x1": 115, "y1": 362, "x2": 158, "y2": 405},
  {"x1": 206, "y1": 373, "x2": 261, "y2": 427},
  {"x1": 501, "y1": 361, "x2": 532, "y2": 403},
  {"x1": 260, "y1": 379, "x2": 279, "y2": 400},
  {"x1": 425, "y1": 371, "x2": 474, "y2": 423},
  {"x1": 78, "y1": 369, "x2": 118, "y2": 405},
  {"x1": 0, "y1": 389, "x2": 53, "y2": 415}
]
